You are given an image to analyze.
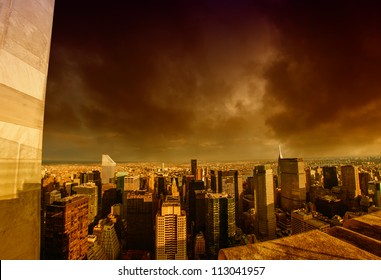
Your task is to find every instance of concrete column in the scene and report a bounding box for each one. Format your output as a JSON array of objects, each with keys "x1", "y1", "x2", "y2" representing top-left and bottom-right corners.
[{"x1": 0, "y1": 0, "x2": 54, "y2": 259}]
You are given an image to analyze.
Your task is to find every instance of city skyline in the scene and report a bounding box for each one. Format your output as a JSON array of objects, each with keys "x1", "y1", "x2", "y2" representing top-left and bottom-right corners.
[{"x1": 43, "y1": 0, "x2": 381, "y2": 162}]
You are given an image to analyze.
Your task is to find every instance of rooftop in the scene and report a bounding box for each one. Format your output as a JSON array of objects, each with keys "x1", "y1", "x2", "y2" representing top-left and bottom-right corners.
[{"x1": 219, "y1": 210, "x2": 381, "y2": 260}]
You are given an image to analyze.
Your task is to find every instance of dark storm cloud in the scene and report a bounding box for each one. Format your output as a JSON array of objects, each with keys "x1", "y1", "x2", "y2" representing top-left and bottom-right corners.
[
  {"x1": 43, "y1": 0, "x2": 381, "y2": 162},
  {"x1": 260, "y1": 0, "x2": 381, "y2": 156},
  {"x1": 44, "y1": 0, "x2": 274, "y2": 161}
]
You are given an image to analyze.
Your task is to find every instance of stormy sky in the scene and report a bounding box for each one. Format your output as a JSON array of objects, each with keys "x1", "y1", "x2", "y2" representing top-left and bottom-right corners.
[{"x1": 42, "y1": 0, "x2": 381, "y2": 162}]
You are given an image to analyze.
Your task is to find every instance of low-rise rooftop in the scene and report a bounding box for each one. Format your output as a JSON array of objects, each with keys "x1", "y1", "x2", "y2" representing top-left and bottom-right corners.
[{"x1": 219, "y1": 210, "x2": 381, "y2": 260}]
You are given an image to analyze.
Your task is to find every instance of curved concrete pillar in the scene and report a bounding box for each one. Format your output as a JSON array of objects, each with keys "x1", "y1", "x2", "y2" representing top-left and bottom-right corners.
[{"x1": 0, "y1": 0, "x2": 54, "y2": 259}]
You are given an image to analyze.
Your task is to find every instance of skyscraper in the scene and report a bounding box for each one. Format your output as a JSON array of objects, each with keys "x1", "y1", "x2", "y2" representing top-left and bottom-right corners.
[
  {"x1": 155, "y1": 196, "x2": 187, "y2": 260},
  {"x1": 191, "y1": 159, "x2": 197, "y2": 178},
  {"x1": 278, "y1": 153, "x2": 306, "y2": 212},
  {"x1": 188, "y1": 180, "x2": 205, "y2": 234},
  {"x1": 102, "y1": 154, "x2": 116, "y2": 184},
  {"x1": 0, "y1": 0, "x2": 54, "y2": 259},
  {"x1": 194, "y1": 190, "x2": 207, "y2": 235},
  {"x1": 217, "y1": 170, "x2": 242, "y2": 225},
  {"x1": 341, "y1": 165, "x2": 361, "y2": 207},
  {"x1": 125, "y1": 191, "x2": 154, "y2": 251},
  {"x1": 44, "y1": 195, "x2": 89, "y2": 260},
  {"x1": 323, "y1": 166, "x2": 339, "y2": 190},
  {"x1": 72, "y1": 182, "x2": 98, "y2": 223},
  {"x1": 359, "y1": 172, "x2": 371, "y2": 195},
  {"x1": 93, "y1": 218, "x2": 120, "y2": 260},
  {"x1": 253, "y1": 165, "x2": 276, "y2": 240},
  {"x1": 124, "y1": 175, "x2": 140, "y2": 191},
  {"x1": 206, "y1": 193, "x2": 235, "y2": 259}
]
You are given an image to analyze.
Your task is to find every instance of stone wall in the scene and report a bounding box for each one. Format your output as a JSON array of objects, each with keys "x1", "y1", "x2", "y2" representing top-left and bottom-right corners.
[{"x1": 0, "y1": 0, "x2": 54, "y2": 259}]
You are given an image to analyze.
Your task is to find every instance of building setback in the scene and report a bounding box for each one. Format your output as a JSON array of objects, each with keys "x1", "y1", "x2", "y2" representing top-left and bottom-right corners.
[
  {"x1": 93, "y1": 218, "x2": 120, "y2": 260},
  {"x1": 44, "y1": 195, "x2": 89, "y2": 260},
  {"x1": 72, "y1": 182, "x2": 98, "y2": 223},
  {"x1": 156, "y1": 196, "x2": 187, "y2": 260}
]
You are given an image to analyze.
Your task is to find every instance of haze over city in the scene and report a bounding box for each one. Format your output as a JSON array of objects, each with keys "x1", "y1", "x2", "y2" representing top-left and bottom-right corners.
[{"x1": 42, "y1": 0, "x2": 381, "y2": 162}]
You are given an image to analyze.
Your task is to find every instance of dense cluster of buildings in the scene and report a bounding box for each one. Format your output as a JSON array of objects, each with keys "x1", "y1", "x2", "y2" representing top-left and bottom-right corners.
[{"x1": 39, "y1": 152, "x2": 381, "y2": 260}]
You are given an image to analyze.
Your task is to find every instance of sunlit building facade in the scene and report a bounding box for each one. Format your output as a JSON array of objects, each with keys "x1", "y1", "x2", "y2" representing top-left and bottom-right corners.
[
  {"x1": 278, "y1": 156, "x2": 306, "y2": 212},
  {"x1": 102, "y1": 154, "x2": 116, "y2": 184},
  {"x1": 72, "y1": 182, "x2": 98, "y2": 223},
  {"x1": 155, "y1": 196, "x2": 187, "y2": 260},
  {"x1": 253, "y1": 165, "x2": 276, "y2": 240},
  {"x1": 44, "y1": 195, "x2": 89, "y2": 260},
  {"x1": 341, "y1": 165, "x2": 361, "y2": 207}
]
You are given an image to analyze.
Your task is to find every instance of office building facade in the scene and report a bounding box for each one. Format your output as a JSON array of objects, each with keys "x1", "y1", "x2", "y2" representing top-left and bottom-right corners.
[
  {"x1": 278, "y1": 156, "x2": 306, "y2": 212},
  {"x1": 125, "y1": 191, "x2": 154, "y2": 251},
  {"x1": 253, "y1": 165, "x2": 276, "y2": 240},
  {"x1": 72, "y1": 182, "x2": 98, "y2": 223},
  {"x1": 323, "y1": 166, "x2": 339, "y2": 190},
  {"x1": 206, "y1": 193, "x2": 235, "y2": 259},
  {"x1": 102, "y1": 154, "x2": 116, "y2": 184},
  {"x1": 155, "y1": 196, "x2": 187, "y2": 260},
  {"x1": 44, "y1": 195, "x2": 89, "y2": 260},
  {"x1": 341, "y1": 165, "x2": 361, "y2": 207}
]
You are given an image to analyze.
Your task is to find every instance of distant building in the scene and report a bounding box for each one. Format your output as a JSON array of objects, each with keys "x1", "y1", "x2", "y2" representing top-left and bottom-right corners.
[
  {"x1": 102, "y1": 186, "x2": 122, "y2": 218},
  {"x1": 194, "y1": 232, "x2": 206, "y2": 260},
  {"x1": 92, "y1": 170, "x2": 102, "y2": 212},
  {"x1": 253, "y1": 165, "x2": 276, "y2": 240},
  {"x1": 341, "y1": 165, "x2": 361, "y2": 207},
  {"x1": 291, "y1": 209, "x2": 330, "y2": 235},
  {"x1": 206, "y1": 193, "x2": 235, "y2": 259},
  {"x1": 194, "y1": 190, "x2": 207, "y2": 235},
  {"x1": 102, "y1": 154, "x2": 116, "y2": 184},
  {"x1": 323, "y1": 166, "x2": 339, "y2": 190},
  {"x1": 156, "y1": 176, "x2": 166, "y2": 197},
  {"x1": 315, "y1": 196, "x2": 347, "y2": 218},
  {"x1": 188, "y1": 180, "x2": 205, "y2": 234},
  {"x1": 44, "y1": 195, "x2": 89, "y2": 260},
  {"x1": 359, "y1": 172, "x2": 371, "y2": 195},
  {"x1": 191, "y1": 159, "x2": 197, "y2": 178},
  {"x1": 87, "y1": 235, "x2": 108, "y2": 260},
  {"x1": 217, "y1": 170, "x2": 243, "y2": 225},
  {"x1": 93, "y1": 218, "x2": 120, "y2": 260},
  {"x1": 368, "y1": 181, "x2": 381, "y2": 207},
  {"x1": 124, "y1": 175, "x2": 140, "y2": 191},
  {"x1": 125, "y1": 191, "x2": 154, "y2": 251},
  {"x1": 72, "y1": 182, "x2": 98, "y2": 223},
  {"x1": 156, "y1": 196, "x2": 187, "y2": 260},
  {"x1": 278, "y1": 154, "x2": 306, "y2": 212}
]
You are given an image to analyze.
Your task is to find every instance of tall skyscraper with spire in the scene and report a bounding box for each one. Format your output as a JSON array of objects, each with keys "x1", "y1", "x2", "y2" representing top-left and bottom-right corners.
[{"x1": 278, "y1": 148, "x2": 306, "y2": 212}]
